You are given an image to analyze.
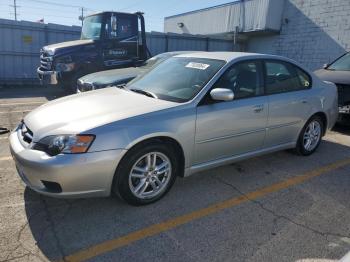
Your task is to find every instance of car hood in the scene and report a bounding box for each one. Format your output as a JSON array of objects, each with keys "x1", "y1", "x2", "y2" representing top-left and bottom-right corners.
[
  {"x1": 44, "y1": 39, "x2": 94, "y2": 55},
  {"x1": 314, "y1": 69, "x2": 350, "y2": 85},
  {"x1": 24, "y1": 87, "x2": 178, "y2": 141},
  {"x1": 80, "y1": 67, "x2": 146, "y2": 86}
]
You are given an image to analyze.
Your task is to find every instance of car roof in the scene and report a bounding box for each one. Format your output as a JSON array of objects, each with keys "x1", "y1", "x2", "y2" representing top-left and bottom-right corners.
[
  {"x1": 175, "y1": 51, "x2": 285, "y2": 63},
  {"x1": 153, "y1": 51, "x2": 201, "y2": 58}
]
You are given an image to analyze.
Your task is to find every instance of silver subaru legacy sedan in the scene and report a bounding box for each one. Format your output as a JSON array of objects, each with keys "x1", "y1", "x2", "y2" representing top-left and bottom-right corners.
[{"x1": 9, "y1": 52, "x2": 338, "y2": 205}]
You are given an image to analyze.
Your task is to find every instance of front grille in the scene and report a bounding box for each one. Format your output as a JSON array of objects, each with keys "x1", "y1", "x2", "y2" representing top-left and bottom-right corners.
[
  {"x1": 20, "y1": 122, "x2": 33, "y2": 145},
  {"x1": 40, "y1": 49, "x2": 53, "y2": 71},
  {"x1": 336, "y1": 84, "x2": 350, "y2": 106}
]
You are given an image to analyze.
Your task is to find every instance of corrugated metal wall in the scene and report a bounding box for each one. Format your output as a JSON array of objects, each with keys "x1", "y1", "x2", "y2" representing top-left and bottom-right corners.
[
  {"x1": 146, "y1": 32, "x2": 238, "y2": 55},
  {"x1": 0, "y1": 19, "x2": 81, "y2": 84},
  {"x1": 164, "y1": 0, "x2": 285, "y2": 35},
  {"x1": 0, "y1": 19, "x2": 238, "y2": 85}
]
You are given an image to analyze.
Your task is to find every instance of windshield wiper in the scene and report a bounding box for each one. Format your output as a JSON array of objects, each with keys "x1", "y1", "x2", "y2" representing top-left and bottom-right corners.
[
  {"x1": 115, "y1": 83, "x2": 127, "y2": 89},
  {"x1": 130, "y1": 88, "x2": 158, "y2": 99}
]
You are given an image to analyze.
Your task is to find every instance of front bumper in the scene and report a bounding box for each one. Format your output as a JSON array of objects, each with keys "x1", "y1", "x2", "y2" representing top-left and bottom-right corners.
[
  {"x1": 37, "y1": 67, "x2": 58, "y2": 85},
  {"x1": 9, "y1": 129, "x2": 127, "y2": 198},
  {"x1": 339, "y1": 105, "x2": 350, "y2": 114}
]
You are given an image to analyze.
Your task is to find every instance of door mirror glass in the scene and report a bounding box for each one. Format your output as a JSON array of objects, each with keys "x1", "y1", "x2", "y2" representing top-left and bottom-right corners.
[
  {"x1": 111, "y1": 14, "x2": 117, "y2": 37},
  {"x1": 210, "y1": 88, "x2": 234, "y2": 101}
]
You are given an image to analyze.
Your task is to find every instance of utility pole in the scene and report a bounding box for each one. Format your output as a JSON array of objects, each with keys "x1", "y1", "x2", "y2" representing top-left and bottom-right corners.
[
  {"x1": 10, "y1": 0, "x2": 18, "y2": 21},
  {"x1": 80, "y1": 7, "x2": 84, "y2": 26}
]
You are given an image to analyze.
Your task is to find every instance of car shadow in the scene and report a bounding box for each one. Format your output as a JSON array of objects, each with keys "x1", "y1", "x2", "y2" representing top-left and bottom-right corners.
[
  {"x1": 333, "y1": 123, "x2": 350, "y2": 135},
  {"x1": 23, "y1": 139, "x2": 350, "y2": 261},
  {"x1": 0, "y1": 86, "x2": 68, "y2": 101}
]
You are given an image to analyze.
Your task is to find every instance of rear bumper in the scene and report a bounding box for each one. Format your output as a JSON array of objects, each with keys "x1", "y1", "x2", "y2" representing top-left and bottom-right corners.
[
  {"x1": 37, "y1": 67, "x2": 58, "y2": 85},
  {"x1": 9, "y1": 129, "x2": 127, "y2": 198}
]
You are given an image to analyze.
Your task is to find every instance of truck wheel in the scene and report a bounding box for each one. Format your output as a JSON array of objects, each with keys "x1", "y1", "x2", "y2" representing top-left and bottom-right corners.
[
  {"x1": 295, "y1": 115, "x2": 324, "y2": 156},
  {"x1": 63, "y1": 72, "x2": 85, "y2": 94},
  {"x1": 112, "y1": 142, "x2": 178, "y2": 206}
]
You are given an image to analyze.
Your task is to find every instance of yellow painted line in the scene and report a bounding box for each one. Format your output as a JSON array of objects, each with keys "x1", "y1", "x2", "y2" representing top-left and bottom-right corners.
[
  {"x1": 0, "y1": 110, "x2": 31, "y2": 115},
  {"x1": 0, "y1": 101, "x2": 44, "y2": 107},
  {"x1": 0, "y1": 156, "x2": 12, "y2": 161},
  {"x1": 61, "y1": 157, "x2": 350, "y2": 262}
]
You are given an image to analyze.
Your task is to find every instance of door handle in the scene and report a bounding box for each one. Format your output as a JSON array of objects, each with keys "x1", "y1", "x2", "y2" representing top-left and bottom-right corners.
[
  {"x1": 253, "y1": 105, "x2": 264, "y2": 113},
  {"x1": 301, "y1": 100, "x2": 308, "y2": 104}
]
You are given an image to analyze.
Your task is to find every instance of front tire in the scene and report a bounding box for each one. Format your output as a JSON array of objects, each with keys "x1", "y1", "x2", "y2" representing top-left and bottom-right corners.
[
  {"x1": 62, "y1": 71, "x2": 85, "y2": 94},
  {"x1": 112, "y1": 142, "x2": 178, "y2": 206},
  {"x1": 295, "y1": 115, "x2": 324, "y2": 156}
]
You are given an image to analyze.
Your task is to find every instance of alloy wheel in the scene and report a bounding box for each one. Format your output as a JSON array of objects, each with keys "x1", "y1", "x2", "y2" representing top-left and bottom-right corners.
[
  {"x1": 303, "y1": 120, "x2": 321, "y2": 151},
  {"x1": 128, "y1": 152, "x2": 172, "y2": 199}
]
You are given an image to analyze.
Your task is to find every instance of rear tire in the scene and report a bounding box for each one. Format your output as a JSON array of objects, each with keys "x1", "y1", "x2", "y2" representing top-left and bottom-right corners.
[
  {"x1": 295, "y1": 115, "x2": 324, "y2": 156},
  {"x1": 112, "y1": 142, "x2": 178, "y2": 206}
]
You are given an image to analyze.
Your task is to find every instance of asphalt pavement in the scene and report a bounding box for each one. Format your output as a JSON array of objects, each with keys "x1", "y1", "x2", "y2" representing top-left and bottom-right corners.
[{"x1": 0, "y1": 87, "x2": 349, "y2": 262}]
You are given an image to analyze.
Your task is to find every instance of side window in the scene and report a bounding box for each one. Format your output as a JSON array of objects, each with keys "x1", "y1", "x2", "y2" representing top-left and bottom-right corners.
[
  {"x1": 212, "y1": 61, "x2": 262, "y2": 99},
  {"x1": 105, "y1": 14, "x2": 137, "y2": 39},
  {"x1": 296, "y1": 67, "x2": 311, "y2": 89},
  {"x1": 265, "y1": 61, "x2": 310, "y2": 94}
]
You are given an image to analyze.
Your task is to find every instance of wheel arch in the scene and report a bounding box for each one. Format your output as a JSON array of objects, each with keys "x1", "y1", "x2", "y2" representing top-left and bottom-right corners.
[
  {"x1": 310, "y1": 111, "x2": 328, "y2": 136},
  {"x1": 119, "y1": 135, "x2": 186, "y2": 178}
]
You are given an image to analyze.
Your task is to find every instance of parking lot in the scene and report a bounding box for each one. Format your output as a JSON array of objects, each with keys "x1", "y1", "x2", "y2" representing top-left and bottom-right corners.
[{"x1": 0, "y1": 86, "x2": 350, "y2": 262}]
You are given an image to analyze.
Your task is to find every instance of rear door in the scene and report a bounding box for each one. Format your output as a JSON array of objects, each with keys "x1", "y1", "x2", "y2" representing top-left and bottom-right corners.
[
  {"x1": 102, "y1": 13, "x2": 138, "y2": 68},
  {"x1": 263, "y1": 60, "x2": 313, "y2": 147}
]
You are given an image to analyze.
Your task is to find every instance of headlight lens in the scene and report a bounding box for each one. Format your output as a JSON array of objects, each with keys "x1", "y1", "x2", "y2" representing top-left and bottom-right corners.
[{"x1": 33, "y1": 135, "x2": 95, "y2": 156}]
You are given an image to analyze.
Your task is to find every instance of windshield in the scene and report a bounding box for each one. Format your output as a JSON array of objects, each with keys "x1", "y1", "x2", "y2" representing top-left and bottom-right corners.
[
  {"x1": 81, "y1": 15, "x2": 102, "y2": 40},
  {"x1": 328, "y1": 53, "x2": 350, "y2": 71},
  {"x1": 126, "y1": 57, "x2": 226, "y2": 102},
  {"x1": 141, "y1": 54, "x2": 170, "y2": 69}
]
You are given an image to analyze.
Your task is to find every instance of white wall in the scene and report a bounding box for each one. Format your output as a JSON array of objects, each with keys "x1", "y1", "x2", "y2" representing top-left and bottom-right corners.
[{"x1": 247, "y1": 0, "x2": 350, "y2": 70}]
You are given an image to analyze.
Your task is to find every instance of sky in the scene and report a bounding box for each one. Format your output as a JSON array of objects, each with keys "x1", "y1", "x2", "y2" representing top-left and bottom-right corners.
[{"x1": 0, "y1": 0, "x2": 235, "y2": 32}]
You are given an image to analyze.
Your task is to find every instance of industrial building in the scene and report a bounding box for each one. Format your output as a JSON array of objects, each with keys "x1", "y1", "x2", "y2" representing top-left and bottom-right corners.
[{"x1": 165, "y1": 0, "x2": 350, "y2": 70}]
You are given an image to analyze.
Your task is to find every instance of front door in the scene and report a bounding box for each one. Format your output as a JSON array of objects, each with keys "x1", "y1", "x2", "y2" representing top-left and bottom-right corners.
[
  {"x1": 102, "y1": 13, "x2": 139, "y2": 68},
  {"x1": 194, "y1": 60, "x2": 268, "y2": 165}
]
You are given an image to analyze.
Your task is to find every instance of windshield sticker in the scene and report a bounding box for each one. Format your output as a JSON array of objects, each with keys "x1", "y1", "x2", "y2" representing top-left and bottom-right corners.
[{"x1": 185, "y1": 62, "x2": 210, "y2": 70}]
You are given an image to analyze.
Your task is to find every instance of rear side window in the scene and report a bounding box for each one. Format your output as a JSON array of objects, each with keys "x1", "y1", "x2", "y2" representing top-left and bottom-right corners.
[
  {"x1": 296, "y1": 67, "x2": 311, "y2": 89},
  {"x1": 264, "y1": 61, "x2": 311, "y2": 94}
]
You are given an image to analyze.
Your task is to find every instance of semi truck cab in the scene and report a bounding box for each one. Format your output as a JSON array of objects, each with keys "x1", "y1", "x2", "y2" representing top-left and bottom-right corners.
[{"x1": 37, "y1": 11, "x2": 147, "y2": 91}]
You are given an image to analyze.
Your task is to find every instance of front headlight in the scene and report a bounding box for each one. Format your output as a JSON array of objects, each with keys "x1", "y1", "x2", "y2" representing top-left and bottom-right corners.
[
  {"x1": 55, "y1": 62, "x2": 75, "y2": 72},
  {"x1": 32, "y1": 135, "x2": 95, "y2": 156},
  {"x1": 55, "y1": 55, "x2": 74, "y2": 72},
  {"x1": 79, "y1": 82, "x2": 95, "y2": 92}
]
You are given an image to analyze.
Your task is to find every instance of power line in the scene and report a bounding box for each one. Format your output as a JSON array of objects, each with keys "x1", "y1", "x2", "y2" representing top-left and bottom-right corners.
[
  {"x1": 17, "y1": 4, "x2": 81, "y2": 14},
  {"x1": 19, "y1": 0, "x2": 101, "y2": 12},
  {"x1": 19, "y1": 11, "x2": 78, "y2": 19},
  {"x1": 22, "y1": 0, "x2": 81, "y2": 8}
]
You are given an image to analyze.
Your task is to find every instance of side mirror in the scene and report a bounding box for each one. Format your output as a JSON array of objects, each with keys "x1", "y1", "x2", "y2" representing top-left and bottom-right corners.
[
  {"x1": 111, "y1": 14, "x2": 117, "y2": 37},
  {"x1": 323, "y1": 63, "x2": 329, "y2": 69},
  {"x1": 210, "y1": 88, "x2": 234, "y2": 101}
]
